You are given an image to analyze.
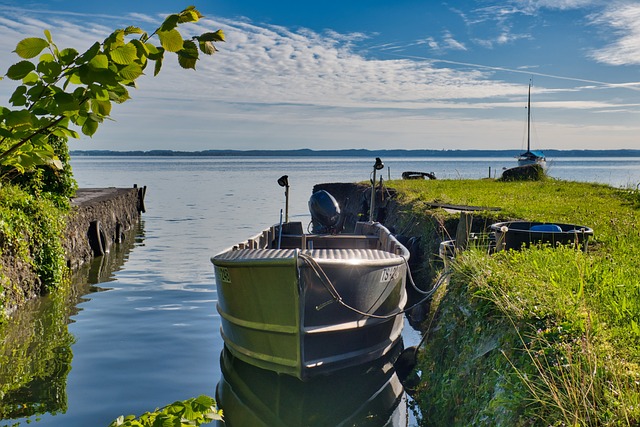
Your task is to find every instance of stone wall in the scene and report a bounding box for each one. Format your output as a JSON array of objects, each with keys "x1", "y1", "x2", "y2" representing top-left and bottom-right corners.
[
  {"x1": 64, "y1": 186, "x2": 145, "y2": 270},
  {"x1": 0, "y1": 186, "x2": 145, "y2": 316}
]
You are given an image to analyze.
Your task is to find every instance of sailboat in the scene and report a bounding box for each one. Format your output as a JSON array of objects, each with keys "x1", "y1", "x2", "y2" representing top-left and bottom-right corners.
[{"x1": 517, "y1": 82, "x2": 546, "y2": 168}]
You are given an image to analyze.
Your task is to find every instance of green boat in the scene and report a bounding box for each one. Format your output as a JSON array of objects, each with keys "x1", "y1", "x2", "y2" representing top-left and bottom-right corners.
[{"x1": 211, "y1": 219, "x2": 409, "y2": 381}]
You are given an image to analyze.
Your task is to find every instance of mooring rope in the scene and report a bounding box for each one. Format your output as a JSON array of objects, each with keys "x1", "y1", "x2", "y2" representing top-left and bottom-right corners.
[{"x1": 298, "y1": 252, "x2": 450, "y2": 320}]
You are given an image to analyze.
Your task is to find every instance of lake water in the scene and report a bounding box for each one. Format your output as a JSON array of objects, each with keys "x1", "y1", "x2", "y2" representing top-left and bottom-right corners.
[{"x1": 2, "y1": 156, "x2": 640, "y2": 427}]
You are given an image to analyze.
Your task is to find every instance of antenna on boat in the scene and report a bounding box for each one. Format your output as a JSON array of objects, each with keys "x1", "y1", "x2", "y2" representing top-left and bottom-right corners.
[
  {"x1": 277, "y1": 175, "x2": 290, "y2": 223},
  {"x1": 527, "y1": 79, "x2": 532, "y2": 154},
  {"x1": 369, "y1": 157, "x2": 384, "y2": 222}
]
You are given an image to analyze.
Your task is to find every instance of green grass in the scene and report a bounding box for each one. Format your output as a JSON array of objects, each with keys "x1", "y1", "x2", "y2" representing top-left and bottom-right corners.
[{"x1": 389, "y1": 178, "x2": 640, "y2": 426}]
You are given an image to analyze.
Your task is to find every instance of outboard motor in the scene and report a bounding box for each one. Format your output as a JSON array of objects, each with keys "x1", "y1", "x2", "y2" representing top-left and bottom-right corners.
[{"x1": 308, "y1": 190, "x2": 341, "y2": 234}]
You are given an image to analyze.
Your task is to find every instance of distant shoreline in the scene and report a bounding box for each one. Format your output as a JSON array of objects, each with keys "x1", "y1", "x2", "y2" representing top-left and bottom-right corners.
[{"x1": 70, "y1": 149, "x2": 640, "y2": 158}]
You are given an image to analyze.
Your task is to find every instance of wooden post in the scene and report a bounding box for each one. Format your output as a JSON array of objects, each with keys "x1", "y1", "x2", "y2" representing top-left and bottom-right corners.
[{"x1": 455, "y1": 212, "x2": 473, "y2": 251}]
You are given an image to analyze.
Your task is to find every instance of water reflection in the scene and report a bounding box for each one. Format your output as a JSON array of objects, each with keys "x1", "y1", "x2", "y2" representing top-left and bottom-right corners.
[
  {"x1": 215, "y1": 346, "x2": 409, "y2": 427},
  {"x1": 0, "y1": 223, "x2": 143, "y2": 424}
]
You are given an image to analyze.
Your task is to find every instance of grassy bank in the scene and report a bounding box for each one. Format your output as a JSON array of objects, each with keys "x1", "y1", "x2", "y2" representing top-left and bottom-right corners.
[{"x1": 389, "y1": 178, "x2": 640, "y2": 426}]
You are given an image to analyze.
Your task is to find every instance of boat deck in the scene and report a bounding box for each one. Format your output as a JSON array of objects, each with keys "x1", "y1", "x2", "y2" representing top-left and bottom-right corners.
[{"x1": 215, "y1": 248, "x2": 404, "y2": 263}]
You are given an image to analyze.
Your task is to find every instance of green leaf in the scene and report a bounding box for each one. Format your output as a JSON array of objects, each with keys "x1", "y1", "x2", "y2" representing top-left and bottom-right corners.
[
  {"x1": 159, "y1": 14, "x2": 180, "y2": 32},
  {"x1": 178, "y1": 8, "x2": 201, "y2": 23},
  {"x1": 124, "y1": 26, "x2": 144, "y2": 35},
  {"x1": 6, "y1": 61, "x2": 36, "y2": 80},
  {"x1": 198, "y1": 30, "x2": 225, "y2": 43},
  {"x1": 39, "y1": 52, "x2": 55, "y2": 62},
  {"x1": 117, "y1": 63, "x2": 143, "y2": 81},
  {"x1": 181, "y1": 402, "x2": 198, "y2": 421},
  {"x1": 104, "y1": 29, "x2": 125, "y2": 51},
  {"x1": 178, "y1": 40, "x2": 199, "y2": 70},
  {"x1": 22, "y1": 71, "x2": 39, "y2": 85},
  {"x1": 108, "y1": 85, "x2": 130, "y2": 103},
  {"x1": 89, "y1": 54, "x2": 109, "y2": 69},
  {"x1": 153, "y1": 54, "x2": 163, "y2": 76},
  {"x1": 36, "y1": 60, "x2": 62, "y2": 83},
  {"x1": 0, "y1": 127, "x2": 12, "y2": 138},
  {"x1": 193, "y1": 395, "x2": 216, "y2": 409},
  {"x1": 53, "y1": 92, "x2": 80, "y2": 112},
  {"x1": 65, "y1": 72, "x2": 83, "y2": 86},
  {"x1": 81, "y1": 117, "x2": 99, "y2": 136},
  {"x1": 130, "y1": 39, "x2": 149, "y2": 57},
  {"x1": 58, "y1": 48, "x2": 79, "y2": 65},
  {"x1": 5, "y1": 109, "x2": 34, "y2": 127},
  {"x1": 51, "y1": 126, "x2": 80, "y2": 139},
  {"x1": 44, "y1": 29, "x2": 53, "y2": 44},
  {"x1": 78, "y1": 65, "x2": 119, "y2": 86},
  {"x1": 9, "y1": 86, "x2": 27, "y2": 106},
  {"x1": 14, "y1": 37, "x2": 49, "y2": 59},
  {"x1": 90, "y1": 99, "x2": 112, "y2": 116},
  {"x1": 90, "y1": 85, "x2": 110, "y2": 101},
  {"x1": 145, "y1": 43, "x2": 160, "y2": 57},
  {"x1": 75, "y1": 42, "x2": 101, "y2": 64},
  {"x1": 157, "y1": 29, "x2": 183, "y2": 52},
  {"x1": 26, "y1": 82, "x2": 49, "y2": 98},
  {"x1": 109, "y1": 43, "x2": 138, "y2": 65}
]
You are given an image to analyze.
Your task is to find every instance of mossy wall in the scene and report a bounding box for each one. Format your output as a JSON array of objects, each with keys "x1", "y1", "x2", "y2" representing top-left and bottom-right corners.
[{"x1": 0, "y1": 186, "x2": 143, "y2": 316}]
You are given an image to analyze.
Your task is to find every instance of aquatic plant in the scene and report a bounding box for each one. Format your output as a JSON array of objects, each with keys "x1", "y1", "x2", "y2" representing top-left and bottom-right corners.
[{"x1": 108, "y1": 395, "x2": 223, "y2": 427}]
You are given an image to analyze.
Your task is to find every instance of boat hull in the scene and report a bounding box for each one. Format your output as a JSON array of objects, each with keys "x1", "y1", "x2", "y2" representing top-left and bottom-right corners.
[
  {"x1": 517, "y1": 151, "x2": 546, "y2": 169},
  {"x1": 216, "y1": 345, "x2": 406, "y2": 427},
  {"x1": 212, "y1": 224, "x2": 408, "y2": 380}
]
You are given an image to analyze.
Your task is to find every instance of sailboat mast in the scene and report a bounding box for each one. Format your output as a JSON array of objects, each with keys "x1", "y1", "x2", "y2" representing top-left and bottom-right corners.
[{"x1": 527, "y1": 82, "x2": 531, "y2": 153}]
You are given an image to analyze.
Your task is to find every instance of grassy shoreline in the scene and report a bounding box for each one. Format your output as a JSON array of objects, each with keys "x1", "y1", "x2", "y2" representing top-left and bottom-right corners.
[{"x1": 388, "y1": 178, "x2": 640, "y2": 426}]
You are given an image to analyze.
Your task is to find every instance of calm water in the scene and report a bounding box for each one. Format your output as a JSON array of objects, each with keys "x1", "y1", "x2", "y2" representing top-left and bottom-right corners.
[{"x1": 2, "y1": 156, "x2": 640, "y2": 427}]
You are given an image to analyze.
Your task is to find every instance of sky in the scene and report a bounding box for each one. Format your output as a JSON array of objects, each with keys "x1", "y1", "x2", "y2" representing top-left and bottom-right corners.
[{"x1": 0, "y1": 0, "x2": 639, "y2": 151}]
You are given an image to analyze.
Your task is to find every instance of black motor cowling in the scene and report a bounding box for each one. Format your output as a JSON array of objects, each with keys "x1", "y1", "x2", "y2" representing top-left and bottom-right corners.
[{"x1": 308, "y1": 190, "x2": 340, "y2": 231}]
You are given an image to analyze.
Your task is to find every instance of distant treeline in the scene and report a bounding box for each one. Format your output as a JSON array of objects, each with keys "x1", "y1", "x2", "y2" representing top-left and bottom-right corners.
[{"x1": 69, "y1": 149, "x2": 640, "y2": 158}]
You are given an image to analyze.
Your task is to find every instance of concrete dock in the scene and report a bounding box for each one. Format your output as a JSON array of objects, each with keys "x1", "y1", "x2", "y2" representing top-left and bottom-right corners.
[{"x1": 65, "y1": 185, "x2": 146, "y2": 269}]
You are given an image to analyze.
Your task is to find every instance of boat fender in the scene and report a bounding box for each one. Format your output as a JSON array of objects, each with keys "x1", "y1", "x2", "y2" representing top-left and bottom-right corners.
[
  {"x1": 409, "y1": 303, "x2": 427, "y2": 325},
  {"x1": 115, "y1": 222, "x2": 122, "y2": 244},
  {"x1": 394, "y1": 346, "x2": 421, "y2": 394},
  {"x1": 396, "y1": 235, "x2": 422, "y2": 269},
  {"x1": 136, "y1": 185, "x2": 147, "y2": 214},
  {"x1": 88, "y1": 220, "x2": 107, "y2": 256}
]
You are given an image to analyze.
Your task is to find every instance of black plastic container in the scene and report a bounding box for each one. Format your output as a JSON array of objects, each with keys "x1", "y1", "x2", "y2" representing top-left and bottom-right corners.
[{"x1": 490, "y1": 221, "x2": 593, "y2": 251}]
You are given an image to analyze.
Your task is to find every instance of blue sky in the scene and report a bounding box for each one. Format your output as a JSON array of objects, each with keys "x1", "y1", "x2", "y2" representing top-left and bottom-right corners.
[{"x1": 0, "y1": 0, "x2": 639, "y2": 151}]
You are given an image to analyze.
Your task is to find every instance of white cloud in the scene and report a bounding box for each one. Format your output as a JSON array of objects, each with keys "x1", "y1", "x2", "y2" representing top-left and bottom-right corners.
[
  {"x1": 521, "y1": 0, "x2": 601, "y2": 11},
  {"x1": 589, "y1": 3, "x2": 640, "y2": 65},
  {"x1": 442, "y1": 31, "x2": 467, "y2": 51}
]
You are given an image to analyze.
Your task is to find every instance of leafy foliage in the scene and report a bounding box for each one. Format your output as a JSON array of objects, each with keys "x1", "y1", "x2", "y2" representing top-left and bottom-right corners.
[
  {"x1": 108, "y1": 395, "x2": 223, "y2": 427},
  {"x1": 0, "y1": 6, "x2": 223, "y2": 305},
  {"x1": 0, "y1": 6, "x2": 224, "y2": 177},
  {"x1": 3, "y1": 135, "x2": 77, "y2": 208},
  {"x1": 0, "y1": 182, "x2": 67, "y2": 309}
]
